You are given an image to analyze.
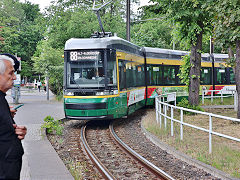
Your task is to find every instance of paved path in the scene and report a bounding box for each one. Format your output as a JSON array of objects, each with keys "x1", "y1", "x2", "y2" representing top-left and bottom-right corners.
[{"x1": 6, "y1": 88, "x2": 74, "y2": 180}]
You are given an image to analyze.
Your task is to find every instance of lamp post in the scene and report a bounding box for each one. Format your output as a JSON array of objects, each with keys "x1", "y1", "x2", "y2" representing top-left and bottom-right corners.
[
  {"x1": 45, "y1": 68, "x2": 50, "y2": 101},
  {"x1": 126, "y1": 0, "x2": 130, "y2": 41},
  {"x1": 46, "y1": 75, "x2": 49, "y2": 101}
]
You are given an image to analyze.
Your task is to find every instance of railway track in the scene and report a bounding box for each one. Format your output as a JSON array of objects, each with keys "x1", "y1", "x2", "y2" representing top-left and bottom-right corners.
[{"x1": 81, "y1": 121, "x2": 174, "y2": 180}]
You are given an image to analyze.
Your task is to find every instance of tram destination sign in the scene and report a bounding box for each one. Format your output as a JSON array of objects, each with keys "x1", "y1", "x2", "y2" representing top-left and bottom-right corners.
[{"x1": 70, "y1": 51, "x2": 100, "y2": 61}]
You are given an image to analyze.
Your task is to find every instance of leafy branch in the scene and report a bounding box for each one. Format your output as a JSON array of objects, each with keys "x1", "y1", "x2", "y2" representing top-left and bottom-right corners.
[{"x1": 177, "y1": 54, "x2": 191, "y2": 89}]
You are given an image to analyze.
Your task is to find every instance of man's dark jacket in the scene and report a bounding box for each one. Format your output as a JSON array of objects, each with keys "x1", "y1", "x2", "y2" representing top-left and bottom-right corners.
[{"x1": 0, "y1": 91, "x2": 24, "y2": 180}]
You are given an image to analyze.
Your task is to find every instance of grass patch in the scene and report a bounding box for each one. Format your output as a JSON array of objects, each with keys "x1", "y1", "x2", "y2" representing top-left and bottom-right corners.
[
  {"x1": 143, "y1": 108, "x2": 240, "y2": 178},
  {"x1": 66, "y1": 160, "x2": 100, "y2": 179},
  {"x1": 41, "y1": 116, "x2": 64, "y2": 136},
  {"x1": 202, "y1": 96, "x2": 234, "y2": 105},
  {"x1": 65, "y1": 160, "x2": 84, "y2": 179},
  {"x1": 55, "y1": 94, "x2": 63, "y2": 101}
]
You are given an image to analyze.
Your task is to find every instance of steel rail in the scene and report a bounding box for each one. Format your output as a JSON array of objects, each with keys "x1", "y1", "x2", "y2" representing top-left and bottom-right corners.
[
  {"x1": 109, "y1": 122, "x2": 174, "y2": 180},
  {"x1": 80, "y1": 125, "x2": 116, "y2": 180}
]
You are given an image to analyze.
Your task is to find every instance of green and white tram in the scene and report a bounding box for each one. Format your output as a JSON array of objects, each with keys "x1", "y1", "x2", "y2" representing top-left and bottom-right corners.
[
  {"x1": 63, "y1": 36, "x2": 235, "y2": 120},
  {"x1": 64, "y1": 36, "x2": 146, "y2": 120}
]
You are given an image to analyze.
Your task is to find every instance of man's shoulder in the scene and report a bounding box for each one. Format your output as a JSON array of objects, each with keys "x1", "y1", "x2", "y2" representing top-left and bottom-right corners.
[
  {"x1": 0, "y1": 95, "x2": 5, "y2": 104},
  {"x1": 0, "y1": 99, "x2": 7, "y2": 117}
]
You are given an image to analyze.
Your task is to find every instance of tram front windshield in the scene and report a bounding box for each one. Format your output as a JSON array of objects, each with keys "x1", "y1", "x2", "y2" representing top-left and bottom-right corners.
[{"x1": 66, "y1": 50, "x2": 117, "y2": 90}]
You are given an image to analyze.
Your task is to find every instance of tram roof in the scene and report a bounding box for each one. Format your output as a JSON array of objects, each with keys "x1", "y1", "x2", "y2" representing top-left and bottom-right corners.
[
  {"x1": 65, "y1": 36, "x2": 141, "y2": 52},
  {"x1": 65, "y1": 37, "x2": 229, "y2": 61},
  {"x1": 143, "y1": 47, "x2": 188, "y2": 56},
  {"x1": 143, "y1": 47, "x2": 228, "y2": 61}
]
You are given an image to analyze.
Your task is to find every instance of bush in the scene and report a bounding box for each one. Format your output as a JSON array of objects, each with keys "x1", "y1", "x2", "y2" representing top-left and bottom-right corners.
[
  {"x1": 41, "y1": 116, "x2": 63, "y2": 135},
  {"x1": 177, "y1": 98, "x2": 204, "y2": 114}
]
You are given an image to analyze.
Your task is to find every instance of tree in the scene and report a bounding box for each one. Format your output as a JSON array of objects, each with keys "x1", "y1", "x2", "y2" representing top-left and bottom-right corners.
[
  {"x1": 151, "y1": 0, "x2": 213, "y2": 105},
  {"x1": 0, "y1": 0, "x2": 24, "y2": 53},
  {"x1": 17, "y1": 2, "x2": 44, "y2": 80},
  {"x1": 45, "y1": 0, "x2": 131, "y2": 49},
  {"x1": 32, "y1": 40, "x2": 64, "y2": 96},
  {"x1": 30, "y1": 0, "x2": 134, "y2": 95},
  {"x1": 211, "y1": 0, "x2": 240, "y2": 118},
  {"x1": 0, "y1": 0, "x2": 44, "y2": 81},
  {"x1": 131, "y1": 20, "x2": 172, "y2": 49}
]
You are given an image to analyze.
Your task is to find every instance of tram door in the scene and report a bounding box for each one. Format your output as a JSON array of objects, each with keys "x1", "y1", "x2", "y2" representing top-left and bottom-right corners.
[{"x1": 118, "y1": 60, "x2": 126, "y2": 90}]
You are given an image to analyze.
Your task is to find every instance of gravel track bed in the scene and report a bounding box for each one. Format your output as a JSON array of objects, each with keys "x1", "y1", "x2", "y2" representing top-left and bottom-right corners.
[
  {"x1": 113, "y1": 108, "x2": 220, "y2": 180},
  {"x1": 48, "y1": 109, "x2": 221, "y2": 179},
  {"x1": 48, "y1": 120, "x2": 102, "y2": 179},
  {"x1": 86, "y1": 123, "x2": 159, "y2": 179}
]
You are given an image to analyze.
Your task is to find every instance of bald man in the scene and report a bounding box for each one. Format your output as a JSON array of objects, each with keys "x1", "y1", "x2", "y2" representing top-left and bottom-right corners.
[{"x1": 0, "y1": 54, "x2": 27, "y2": 180}]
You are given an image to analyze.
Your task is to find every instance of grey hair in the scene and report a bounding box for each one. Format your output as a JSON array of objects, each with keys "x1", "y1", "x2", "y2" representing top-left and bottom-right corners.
[{"x1": 0, "y1": 55, "x2": 15, "y2": 74}]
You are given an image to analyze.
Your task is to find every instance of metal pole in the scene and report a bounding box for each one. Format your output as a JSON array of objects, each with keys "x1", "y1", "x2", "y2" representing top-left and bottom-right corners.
[
  {"x1": 155, "y1": 97, "x2": 158, "y2": 123},
  {"x1": 46, "y1": 76, "x2": 49, "y2": 100},
  {"x1": 159, "y1": 102, "x2": 162, "y2": 128},
  {"x1": 174, "y1": 92, "x2": 176, "y2": 106},
  {"x1": 171, "y1": 107, "x2": 173, "y2": 136},
  {"x1": 235, "y1": 91, "x2": 238, "y2": 111},
  {"x1": 221, "y1": 91, "x2": 223, "y2": 103},
  {"x1": 202, "y1": 89, "x2": 204, "y2": 104},
  {"x1": 209, "y1": 115, "x2": 212, "y2": 154},
  {"x1": 211, "y1": 91, "x2": 213, "y2": 103},
  {"x1": 180, "y1": 109, "x2": 183, "y2": 140},
  {"x1": 210, "y1": 37, "x2": 215, "y2": 92},
  {"x1": 126, "y1": 0, "x2": 130, "y2": 41},
  {"x1": 164, "y1": 104, "x2": 167, "y2": 130}
]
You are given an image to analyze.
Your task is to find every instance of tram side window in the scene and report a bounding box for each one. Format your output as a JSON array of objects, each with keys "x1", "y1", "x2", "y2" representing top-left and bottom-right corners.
[
  {"x1": 216, "y1": 68, "x2": 227, "y2": 84},
  {"x1": 106, "y1": 50, "x2": 117, "y2": 87},
  {"x1": 149, "y1": 65, "x2": 162, "y2": 85},
  {"x1": 146, "y1": 66, "x2": 150, "y2": 85},
  {"x1": 136, "y1": 65, "x2": 145, "y2": 86},
  {"x1": 126, "y1": 63, "x2": 136, "y2": 88},
  {"x1": 132, "y1": 64, "x2": 137, "y2": 87},
  {"x1": 175, "y1": 66, "x2": 182, "y2": 85},
  {"x1": 201, "y1": 67, "x2": 211, "y2": 85},
  {"x1": 163, "y1": 66, "x2": 176, "y2": 85},
  {"x1": 119, "y1": 60, "x2": 126, "y2": 90},
  {"x1": 229, "y1": 68, "x2": 235, "y2": 84}
]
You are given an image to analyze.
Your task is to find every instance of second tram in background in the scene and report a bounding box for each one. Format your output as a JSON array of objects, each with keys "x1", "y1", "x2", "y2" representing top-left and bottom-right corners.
[{"x1": 63, "y1": 35, "x2": 234, "y2": 120}]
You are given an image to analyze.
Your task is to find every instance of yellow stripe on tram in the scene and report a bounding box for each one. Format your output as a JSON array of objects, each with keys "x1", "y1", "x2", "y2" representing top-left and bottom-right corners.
[{"x1": 64, "y1": 87, "x2": 146, "y2": 99}]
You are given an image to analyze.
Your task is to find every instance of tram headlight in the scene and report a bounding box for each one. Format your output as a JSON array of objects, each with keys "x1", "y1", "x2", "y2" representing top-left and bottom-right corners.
[
  {"x1": 96, "y1": 91, "x2": 105, "y2": 96},
  {"x1": 113, "y1": 90, "x2": 118, "y2": 95},
  {"x1": 96, "y1": 90, "x2": 118, "y2": 96},
  {"x1": 64, "y1": 91, "x2": 74, "y2": 96}
]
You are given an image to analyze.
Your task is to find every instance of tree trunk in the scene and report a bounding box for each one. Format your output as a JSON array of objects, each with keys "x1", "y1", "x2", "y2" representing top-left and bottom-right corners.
[
  {"x1": 228, "y1": 47, "x2": 235, "y2": 73},
  {"x1": 189, "y1": 33, "x2": 202, "y2": 105},
  {"x1": 235, "y1": 40, "x2": 240, "y2": 118}
]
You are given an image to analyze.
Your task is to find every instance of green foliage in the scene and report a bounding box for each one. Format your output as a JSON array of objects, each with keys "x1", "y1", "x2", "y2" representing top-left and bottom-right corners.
[
  {"x1": 32, "y1": 40, "x2": 64, "y2": 96},
  {"x1": 0, "y1": 0, "x2": 44, "y2": 82},
  {"x1": 41, "y1": 116, "x2": 63, "y2": 136},
  {"x1": 48, "y1": 65, "x2": 64, "y2": 96},
  {"x1": 0, "y1": 0, "x2": 23, "y2": 53},
  {"x1": 131, "y1": 20, "x2": 172, "y2": 49},
  {"x1": 150, "y1": 0, "x2": 213, "y2": 48},
  {"x1": 149, "y1": 0, "x2": 214, "y2": 106},
  {"x1": 177, "y1": 54, "x2": 191, "y2": 88},
  {"x1": 177, "y1": 98, "x2": 204, "y2": 114},
  {"x1": 225, "y1": 57, "x2": 236, "y2": 69},
  {"x1": 45, "y1": 0, "x2": 132, "y2": 48},
  {"x1": 20, "y1": 61, "x2": 34, "y2": 78},
  {"x1": 211, "y1": 0, "x2": 240, "y2": 49},
  {"x1": 0, "y1": 0, "x2": 43, "y2": 56}
]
